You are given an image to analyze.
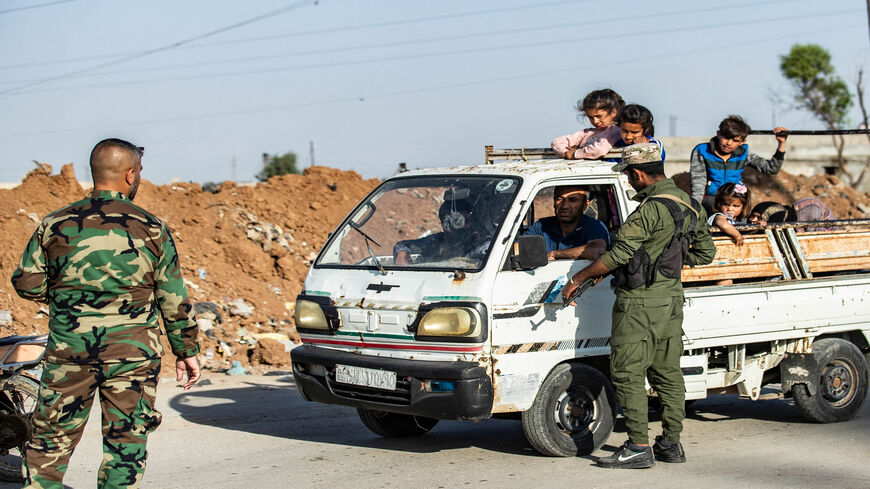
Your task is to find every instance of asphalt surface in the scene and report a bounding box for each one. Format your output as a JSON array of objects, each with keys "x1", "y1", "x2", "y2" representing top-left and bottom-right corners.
[{"x1": 3, "y1": 372, "x2": 869, "y2": 489}]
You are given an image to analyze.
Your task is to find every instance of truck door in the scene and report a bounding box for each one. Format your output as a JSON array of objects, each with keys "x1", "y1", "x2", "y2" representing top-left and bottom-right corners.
[{"x1": 488, "y1": 181, "x2": 621, "y2": 411}]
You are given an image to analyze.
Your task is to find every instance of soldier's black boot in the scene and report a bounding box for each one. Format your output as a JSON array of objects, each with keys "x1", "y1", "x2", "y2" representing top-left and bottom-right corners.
[
  {"x1": 653, "y1": 436, "x2": 686, "y2": 463},
  {"x1": 596, "y1": 441, "x2": 655, "y2": 469}
]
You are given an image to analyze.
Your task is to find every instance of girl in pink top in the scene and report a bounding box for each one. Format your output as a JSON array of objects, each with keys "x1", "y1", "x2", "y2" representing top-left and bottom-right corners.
[{"x1": 551, "y1": 89, "x2": 624, "y2": 160}]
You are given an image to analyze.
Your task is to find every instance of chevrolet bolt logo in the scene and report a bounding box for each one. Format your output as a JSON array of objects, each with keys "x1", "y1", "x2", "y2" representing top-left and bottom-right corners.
[{"x1": 366, "y1": 283, "x2": 399, "y2": 293}]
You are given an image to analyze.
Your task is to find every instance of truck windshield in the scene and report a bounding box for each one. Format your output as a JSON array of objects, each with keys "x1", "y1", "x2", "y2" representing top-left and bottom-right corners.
[{"x1": 317, "y1": 175, "x2": 521, "y2": 271}]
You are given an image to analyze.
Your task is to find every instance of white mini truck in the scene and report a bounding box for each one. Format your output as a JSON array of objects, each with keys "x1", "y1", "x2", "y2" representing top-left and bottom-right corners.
[{"x1": 291, "y1": 149, "x2": 870, "y2": 456}]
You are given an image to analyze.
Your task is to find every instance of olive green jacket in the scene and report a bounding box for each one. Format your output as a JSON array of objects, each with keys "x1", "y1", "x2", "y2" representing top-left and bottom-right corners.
[
  {"x1": 12, "y1": 190, "x2": 200, "y2": 364},
  {"x1": 600, "y1": 179, "x2": 716, "y2": 298}
]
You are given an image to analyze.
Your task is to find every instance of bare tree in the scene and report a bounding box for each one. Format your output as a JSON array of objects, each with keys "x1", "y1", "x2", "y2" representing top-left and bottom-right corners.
[{"x1": 854, "y1": 68, "x2": 870, "y2": 188}]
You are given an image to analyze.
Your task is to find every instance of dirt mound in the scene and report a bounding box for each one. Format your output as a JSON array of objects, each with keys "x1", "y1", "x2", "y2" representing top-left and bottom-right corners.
[
  {"x1": 1, "y1": 164, "x2": 378, "y2": 373},
  {"x1": 3, "y1": 163, "x2": 868, "y2": 373}
]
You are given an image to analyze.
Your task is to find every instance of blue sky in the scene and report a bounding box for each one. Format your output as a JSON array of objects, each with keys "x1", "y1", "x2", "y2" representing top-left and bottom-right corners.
[{"x1": 0, "y1": 0, "x2": 867, "y2": 184}]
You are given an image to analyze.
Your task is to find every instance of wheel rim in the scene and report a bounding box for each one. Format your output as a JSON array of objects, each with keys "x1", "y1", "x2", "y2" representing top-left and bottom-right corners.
[
  {"x1": 820, "y1": 359, "x2": 857, "y2": 407},
  {"x1": 554, "y1": 387, "x2": 599, "y2": 436}
]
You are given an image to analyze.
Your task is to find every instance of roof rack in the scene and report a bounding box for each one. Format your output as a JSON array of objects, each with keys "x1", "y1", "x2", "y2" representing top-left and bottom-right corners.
[{"x1": 484, "y1": 145, "x2": 623, "y2": 164}]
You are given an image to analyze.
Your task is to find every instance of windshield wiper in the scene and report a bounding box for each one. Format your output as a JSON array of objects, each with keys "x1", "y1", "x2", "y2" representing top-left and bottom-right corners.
[{"x1": 349, "y1": 223, "x2": 387, "y2": 275}]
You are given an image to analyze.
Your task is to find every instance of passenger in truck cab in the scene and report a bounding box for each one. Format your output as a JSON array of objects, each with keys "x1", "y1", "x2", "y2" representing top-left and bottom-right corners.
[
  {"x1": 524, "y1": 185, "x2": 609, "y2": 260},
  {"x1": 393, "y1": 198, "x2": 489, "y2": 265}
]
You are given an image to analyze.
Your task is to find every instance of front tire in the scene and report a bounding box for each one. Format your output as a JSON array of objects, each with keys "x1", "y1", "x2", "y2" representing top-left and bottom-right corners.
[
  {"x1": 793, "y1": 339, "x2": 868, "y2": 423},
  {"x1": 357, "y1": 408, "x2": 438, "y2": 437},
  {"x1": 0, "y1": 374, "x2": 40, "y2": 482},
  {"x1": 521, "y1": 363, "x2": 616, "y2": 457}
]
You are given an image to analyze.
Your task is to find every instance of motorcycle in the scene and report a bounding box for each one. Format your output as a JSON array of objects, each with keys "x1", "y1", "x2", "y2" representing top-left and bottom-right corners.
[{"x1": 0, "y1": 334, "x2": 46, "y2": 482}]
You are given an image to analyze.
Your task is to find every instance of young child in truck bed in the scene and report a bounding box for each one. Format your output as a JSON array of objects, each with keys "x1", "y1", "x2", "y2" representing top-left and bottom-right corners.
[
  {"x1": 708, "y1": 182, "x2": 752, "y2": 247},
  {"x1": 551, "y1": 89, "x2": 624, "y2": 160},
  {"x1": 690, "y1": 115, "x2": 788, "y2": 213}
]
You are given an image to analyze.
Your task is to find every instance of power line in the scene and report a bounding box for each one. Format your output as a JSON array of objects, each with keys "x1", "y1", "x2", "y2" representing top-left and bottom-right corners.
[
  {"x1": 0, "y1": 0, "x2": 591, "y2": 72},
  {"x1": 0, "y1": 0, "x2": 802, "y2": 83},
  {"x1": 0, "y1": 0, "x2": 319, "y2": 95},
  {"x1": 0, "y1": 0, "x2": 790, "y2": 73},
  {"x1": 6, "y1": 8, "x2": 857, "y2": 95},
  {"x1": 0, "y1": 0, "x2": 77, "y2": 15},
  {"x1": 3, "y1": 24, "x2": 857, "y2": 138}
]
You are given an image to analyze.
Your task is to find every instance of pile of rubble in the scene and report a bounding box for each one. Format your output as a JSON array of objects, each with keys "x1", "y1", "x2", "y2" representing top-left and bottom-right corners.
[{"x1": 0, "y1": 163, "x2": 378, "y2": 374}]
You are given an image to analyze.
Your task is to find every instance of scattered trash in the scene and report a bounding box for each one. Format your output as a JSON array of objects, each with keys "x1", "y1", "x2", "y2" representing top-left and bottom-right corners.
[
  {"x1": 196, "y1": 318, "x2": 216, "y2": 339},
  {"x1": 193, "y1": 302, "x2": 223, "y2": 323},
  {"x1": 0, "y1": 310, "x2": 11, "y2": 326},
  {"x1": 229, "y1": 298, "x2": 254, "y2": 317},
  {"x1": 27, "y1": 213, "x2": 40, "y2": 223},
  {"x1": 226, "y1": 360, "x2": 247, "y2": 376},
  {"x1": 205, "y1": 348, "x2": 215, "y2": 362},
  {"x1": 216, "y1": 341, "x2": 233, "y2": 358},
  {"x1": 197, "y1": 267, "x2": 207, "y2": 279}
]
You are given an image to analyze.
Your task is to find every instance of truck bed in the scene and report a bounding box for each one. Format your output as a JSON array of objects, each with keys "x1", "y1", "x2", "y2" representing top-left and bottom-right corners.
[{"x1": 682, "y1": 221, "x2": 870, "y2": 283}]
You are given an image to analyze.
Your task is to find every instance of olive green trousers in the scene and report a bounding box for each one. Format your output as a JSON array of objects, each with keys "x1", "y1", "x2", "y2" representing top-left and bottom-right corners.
[{"x1": 610, "y1": 295, "x2": 685, "y2": 445}]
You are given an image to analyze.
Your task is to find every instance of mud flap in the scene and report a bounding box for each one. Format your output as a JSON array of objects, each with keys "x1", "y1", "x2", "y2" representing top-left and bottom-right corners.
[{"x1": 780, "y1": 352, "x2": 819, "y2": 396}]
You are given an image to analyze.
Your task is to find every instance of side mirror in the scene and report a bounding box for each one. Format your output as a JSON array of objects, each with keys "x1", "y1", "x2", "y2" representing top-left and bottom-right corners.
[{"x1": 503, "y1": 235, "x2": 548, "y2": 271}]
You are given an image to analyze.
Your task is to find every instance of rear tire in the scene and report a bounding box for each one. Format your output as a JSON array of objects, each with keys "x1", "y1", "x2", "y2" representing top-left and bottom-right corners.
[
  {"x1": 521, "y1": 363, "x2": 615, "y2": 457},
  {"x1": 357, "y1": 408, "x2": 438, "y2": 437},
  {"x1": 0, "y1": 374, "x2": 40, "y2": 483},
  {"x1": 793, "y1": 339, "x2": 868, "y2": 423}
]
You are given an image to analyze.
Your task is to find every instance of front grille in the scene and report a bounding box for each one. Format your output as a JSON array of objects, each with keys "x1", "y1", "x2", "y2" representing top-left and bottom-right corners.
[{"x1": 326, "y1": 370, "x2": 413, "y2": 405}]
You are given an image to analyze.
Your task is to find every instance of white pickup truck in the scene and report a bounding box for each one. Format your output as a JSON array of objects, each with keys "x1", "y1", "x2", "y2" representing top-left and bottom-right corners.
[{"x1": 291, "y1": 148, "x2": 870, "y2": 456}]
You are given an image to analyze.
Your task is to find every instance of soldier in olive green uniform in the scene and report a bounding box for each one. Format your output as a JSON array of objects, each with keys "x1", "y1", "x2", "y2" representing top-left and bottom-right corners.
[
  {"x1": 563, "y1": 143, "x2": 715, "y2": 469},
  {"x1": 11, "y1": 138, "x2": 201, "y2": 489}
]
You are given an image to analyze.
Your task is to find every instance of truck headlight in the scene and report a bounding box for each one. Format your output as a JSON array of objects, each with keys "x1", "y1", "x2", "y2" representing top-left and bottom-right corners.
[
  {"x1": 417, "y1": 307, "x2": 481, "y2": 337},
  {"x1": 295, "y1": 300, "x2": 330, "y2": 330}
]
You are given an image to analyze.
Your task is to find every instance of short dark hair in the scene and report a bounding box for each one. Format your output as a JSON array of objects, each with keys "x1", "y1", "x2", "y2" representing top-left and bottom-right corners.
[
  {"x1": 629, "y1": 161, "x2": 664, "y2": 176},
  {"x1": 718, "y1": 115, "x2": 751, "y2": 140},
  {"x1": 617, "y1": 104, "x2": 655, "y2": 137},
  {"x1": 553, "y1": 185, "x2": 588, "y2": 201},
  {"x1": 89, "y1": 138, "x2": 144, "y2": 167},
  {"x1": 577, "y1": 89, "x2": 624, "y2": 114}
]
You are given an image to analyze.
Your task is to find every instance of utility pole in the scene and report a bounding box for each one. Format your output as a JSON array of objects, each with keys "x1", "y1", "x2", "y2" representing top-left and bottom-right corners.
[
  {"x1": 309, "y1": 140, "x2": 315, "y2": 167},
  {"x1": 867, "y1": 0, "x2": 870, "y2": 48},
  {"x1": 668, "y1": 115, "x2": 677, "y2": 137},
  {"x1": 262, "y1": 153, "x2": 269, "y2": 173}
]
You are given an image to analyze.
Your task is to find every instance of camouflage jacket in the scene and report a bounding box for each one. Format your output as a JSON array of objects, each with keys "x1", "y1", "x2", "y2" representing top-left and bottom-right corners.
[{"x1": 11, "y1": 190, "x2": 199, "y2": 364}]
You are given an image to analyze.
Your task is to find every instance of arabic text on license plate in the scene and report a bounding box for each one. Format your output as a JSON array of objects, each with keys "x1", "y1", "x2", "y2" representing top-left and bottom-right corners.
[{"x1": 335, "y1": 364, "x2": 397, "y2": 391}]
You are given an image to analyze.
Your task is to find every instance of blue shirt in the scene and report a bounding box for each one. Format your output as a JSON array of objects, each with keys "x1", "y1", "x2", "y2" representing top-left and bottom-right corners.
[{"x1": 524, "y1": 215, "x2": 610, "y2": 253}]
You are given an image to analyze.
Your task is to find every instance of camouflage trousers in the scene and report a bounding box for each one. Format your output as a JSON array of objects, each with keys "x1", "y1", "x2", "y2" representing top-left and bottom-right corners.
[{"x1": 23, "y1": 359, "x2": 162, "y2": 489}]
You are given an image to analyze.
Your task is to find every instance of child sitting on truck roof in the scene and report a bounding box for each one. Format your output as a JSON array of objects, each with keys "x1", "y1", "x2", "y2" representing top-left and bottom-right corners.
[
  {"x1": 690, "y1": 115, "x2": 788, "y2": 213},
  {"x1": 551, "y1": 89, "x2": 624, "y2": 160},
  {"x1": 610, "y1": 103, "x2": 666, "y2": 162}
]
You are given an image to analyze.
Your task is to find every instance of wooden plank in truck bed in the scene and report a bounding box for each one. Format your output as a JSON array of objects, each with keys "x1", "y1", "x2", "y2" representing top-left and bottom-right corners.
[
  {"x1": 681, "y1": 223, "x2": 870, "y2": 283},
  {"x1": 682, "y1": 234, "x2": 781, "y2": 282},
  {"x1": 797, "y1": 229, "x2": 870, "y2": 273}
]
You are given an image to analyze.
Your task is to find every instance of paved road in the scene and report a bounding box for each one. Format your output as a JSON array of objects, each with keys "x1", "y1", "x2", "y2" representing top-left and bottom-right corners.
[{"x1": 3, "y1": 372, "x2": 869, "y2": 489}]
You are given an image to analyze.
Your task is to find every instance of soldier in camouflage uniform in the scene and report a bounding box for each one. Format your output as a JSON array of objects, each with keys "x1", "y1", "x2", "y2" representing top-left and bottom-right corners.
[
  {"x1": 562, "y1": 143, "x2": 715, "y2": 469},
  {"x1": 11, "y1": 138, "x2": 201, "y2": 489}
]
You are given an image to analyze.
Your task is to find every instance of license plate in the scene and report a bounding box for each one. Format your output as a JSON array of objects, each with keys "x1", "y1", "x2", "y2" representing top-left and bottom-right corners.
[{"x1": 335, "y1": 364, "x2": 397, "y2": 391}]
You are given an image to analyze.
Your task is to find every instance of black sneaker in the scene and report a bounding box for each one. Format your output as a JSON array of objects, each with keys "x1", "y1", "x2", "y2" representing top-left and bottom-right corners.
[
  {"x1": 596, "y1": 442, "x2": 655, "y2": 469},
  {"x1": 653, "y1": 436, "x2": 686, "y2": 463}
]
